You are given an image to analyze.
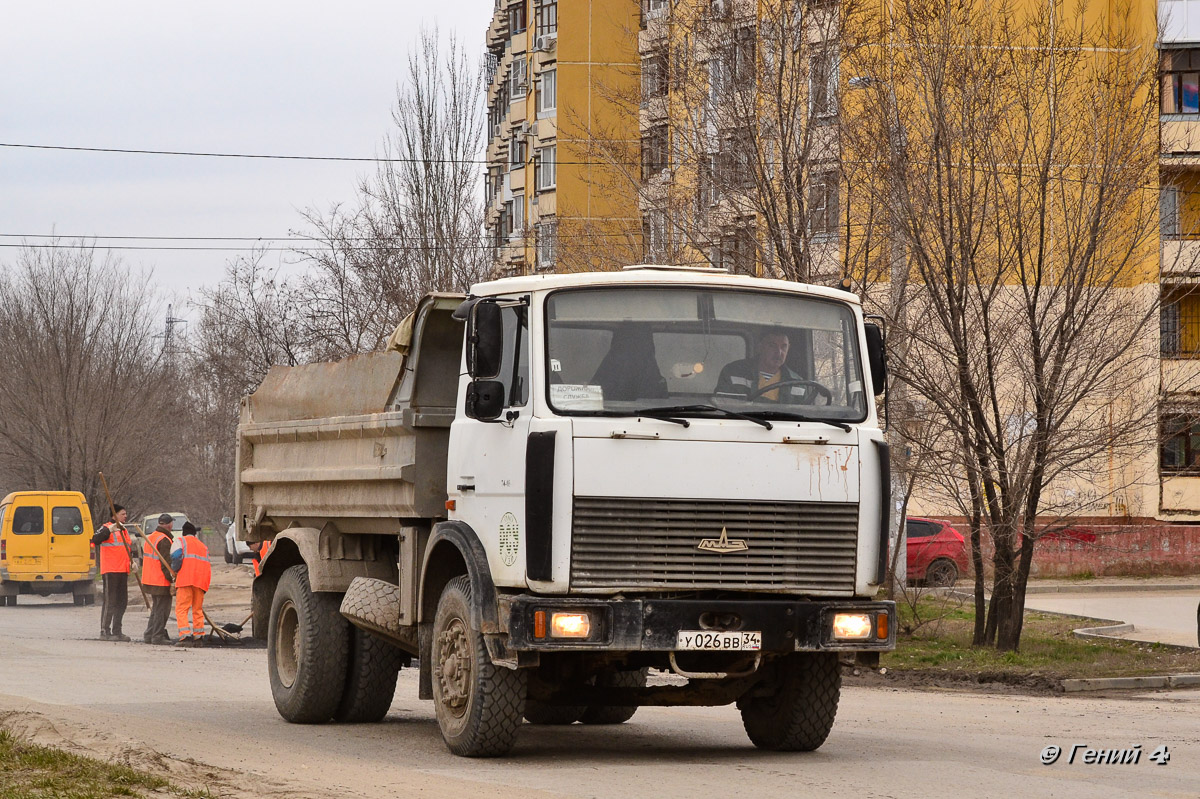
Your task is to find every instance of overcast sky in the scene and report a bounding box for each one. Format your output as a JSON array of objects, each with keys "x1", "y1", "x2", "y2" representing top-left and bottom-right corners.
[{"x1": 1, "y1": 1, "x2": 491, "y2": 309}]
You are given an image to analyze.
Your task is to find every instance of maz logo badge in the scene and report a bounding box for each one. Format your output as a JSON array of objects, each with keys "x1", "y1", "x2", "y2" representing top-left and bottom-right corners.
[{"x1": 697, "y1": 527, "x2": 749, "y2": 554}]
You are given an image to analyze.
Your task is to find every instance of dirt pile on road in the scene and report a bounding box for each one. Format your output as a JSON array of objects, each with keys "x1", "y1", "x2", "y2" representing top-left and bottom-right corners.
[{"x1": 0, "y1": 709, "x2": 322, "y2": 799}]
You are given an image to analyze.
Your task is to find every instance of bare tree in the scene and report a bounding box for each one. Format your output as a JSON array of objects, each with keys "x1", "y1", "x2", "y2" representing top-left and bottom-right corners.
[
  {"x1": 0, "y1": 242, "x2": 180, "y2": 519},
  {"x1": 843, "y1": 0, "x2": 1162, "y2": 650}
]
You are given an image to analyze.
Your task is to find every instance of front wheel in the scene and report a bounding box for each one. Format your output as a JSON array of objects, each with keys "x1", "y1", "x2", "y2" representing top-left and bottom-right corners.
[
  {"x1": 739, "y1": 653, "x2": 841, "y2": 751},
  {"x1": 432, "y1": 575, "x2": 526, "y2": 757},
  {"x1": 268, "y1": 564, "x2": 350, "y2": 723}
]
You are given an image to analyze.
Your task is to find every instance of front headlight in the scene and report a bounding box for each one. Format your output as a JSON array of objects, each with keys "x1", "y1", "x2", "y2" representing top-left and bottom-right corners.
[{"x1": 831, "y1": 612, "x2": 873, "y2": 640}]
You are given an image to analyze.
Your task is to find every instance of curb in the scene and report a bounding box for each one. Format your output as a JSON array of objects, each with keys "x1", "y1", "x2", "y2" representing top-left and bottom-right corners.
[
  {"x1": 1062, "y1": 674, "x2": 1200, "y2": 693},
  {"x1": 1024, "y1": 583, "x2": 1200, "y2": 595}
]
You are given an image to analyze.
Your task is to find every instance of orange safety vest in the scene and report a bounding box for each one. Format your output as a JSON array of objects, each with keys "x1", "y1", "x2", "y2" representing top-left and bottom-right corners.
[
  {"x1": 176, "y1": 536, "x2": 211, "y2": 592},
  {"x1": 253, "y1": 539, "x2": 271, "y2": 578},
  {"x1": 141, "y1": 531, "x2": 172, "y2": 587},
  {"x1": 97, "y1": 523, "x2": 132, "y2": 574}
]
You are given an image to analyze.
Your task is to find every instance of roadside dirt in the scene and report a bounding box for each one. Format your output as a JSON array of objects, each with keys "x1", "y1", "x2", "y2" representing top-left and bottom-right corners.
[
  {"x1": 0, "y1": 709, "x2": 316, "y2": 799},
  {"x1": 844, "y1": 667, "x2": 1066, "y2": 695}
]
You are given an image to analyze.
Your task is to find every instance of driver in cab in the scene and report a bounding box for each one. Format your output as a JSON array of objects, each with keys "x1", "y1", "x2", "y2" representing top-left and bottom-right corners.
[{"x1": 715, "y1": 328, "x2": 812, "y2": 403}]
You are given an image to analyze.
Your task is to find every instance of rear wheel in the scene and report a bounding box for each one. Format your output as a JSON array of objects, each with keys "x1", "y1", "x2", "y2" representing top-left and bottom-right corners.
[
  {"x1": 333, "y1": 626, "x2": 403, "y2": 723},
  {"x1": 580, "y1": 668, "x2": 647, "y2": 725},
  {"x1": 268, "y1": 564, "x2": 350, "y2": 723},
  {"x1": 739, "y1": 653, "x2": 841, "y2": 751},
  {"x1": 223, "y1": 541, "x2": 233, "y2": 564},
  {"x1": 926, "y1": 559, "x2": 959, "y2": 587},
  {"x1": 432, "y1": 575, "x2": 526, "y2": 756}
]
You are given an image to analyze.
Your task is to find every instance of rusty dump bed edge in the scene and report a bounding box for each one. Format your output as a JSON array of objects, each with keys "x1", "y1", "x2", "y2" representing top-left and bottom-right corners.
[{"x1": 247, "y1": 350, "x2": 405, "y2": 423}]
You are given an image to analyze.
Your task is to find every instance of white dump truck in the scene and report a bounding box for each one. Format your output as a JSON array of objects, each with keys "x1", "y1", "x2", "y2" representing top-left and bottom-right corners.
[{"x1": 237, "y1": 266, "x2": 895, "y2": 757}]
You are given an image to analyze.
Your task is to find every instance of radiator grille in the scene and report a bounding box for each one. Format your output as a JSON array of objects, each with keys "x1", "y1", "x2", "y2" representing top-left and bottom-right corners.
[{"x1": 570, "y1": 497, "x2": 859, "y2": 593}]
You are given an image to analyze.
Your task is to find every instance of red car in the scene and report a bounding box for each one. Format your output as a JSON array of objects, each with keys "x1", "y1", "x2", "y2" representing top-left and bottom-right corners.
[{"x1": 905, "y1": 517, "x2": 968, "y2": 587}]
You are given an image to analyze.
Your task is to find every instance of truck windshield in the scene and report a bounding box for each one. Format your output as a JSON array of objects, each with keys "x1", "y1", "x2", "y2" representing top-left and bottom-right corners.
[{"x1": 545, "y1": 287, "x2": 868, "y2": 422}]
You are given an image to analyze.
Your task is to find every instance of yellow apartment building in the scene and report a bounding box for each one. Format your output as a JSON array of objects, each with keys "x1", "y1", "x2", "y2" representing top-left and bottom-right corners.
[
  {"x1": 485, "y1": 0, "x2": 643, "y2": 274},
  {"x1": 1158, "y1": 0, "x2": 1200, "y2": 520},
  {"x1": 485, "y1": 0, "x2": 1199, "y2": 526}
]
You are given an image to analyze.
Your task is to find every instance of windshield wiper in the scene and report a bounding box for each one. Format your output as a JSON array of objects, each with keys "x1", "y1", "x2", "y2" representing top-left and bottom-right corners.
[
  {"x1": 631, "y1": 404, "x2": 773, "y2": 430},
  {"x1": 739, "y1": 410, "x2": 851, "y2": 432}
]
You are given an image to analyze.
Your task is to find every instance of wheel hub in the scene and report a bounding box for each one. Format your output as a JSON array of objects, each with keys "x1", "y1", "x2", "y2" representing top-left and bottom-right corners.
[{"x1": 436, "y1": 618, "x2": 471, "y2": 715}]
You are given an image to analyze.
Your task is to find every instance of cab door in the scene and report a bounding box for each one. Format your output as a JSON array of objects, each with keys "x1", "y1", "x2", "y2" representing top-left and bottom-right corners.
[
  {"x1": 448, "y1": 297, "x2": 532, "y2": 588},
  {"x1": 48, "y1": 501, "x2": 90, "y2": 574},
  {"x1": 5, "y1": 495, "x2": 49, "y2": 576}
]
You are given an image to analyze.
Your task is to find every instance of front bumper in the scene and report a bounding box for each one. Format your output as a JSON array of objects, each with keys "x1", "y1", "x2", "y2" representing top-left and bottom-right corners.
[{"x1": 499, "y1": 595, "x2": 895, "y2": 653}]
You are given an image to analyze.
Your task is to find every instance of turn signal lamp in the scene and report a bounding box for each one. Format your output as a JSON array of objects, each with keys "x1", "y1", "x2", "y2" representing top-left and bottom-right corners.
[
  {"x1": 550, "y1": 612, "x2": 591, "y2": 638},
  {"x1": 831, "y1": 612, "x2": 873, "y2": 640},
  {"x1": 876, "y1": 611, "x2": 889, "y2": 640}
]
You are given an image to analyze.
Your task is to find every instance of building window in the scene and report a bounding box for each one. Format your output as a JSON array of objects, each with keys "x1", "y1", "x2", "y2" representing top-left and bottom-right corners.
[
  {"x1": 508, "y1": 3, "x2": 527, "y2": 35},
  {"x1": 537, "y1": 69, "x2": 556, "y2": 116},
  {"x1": 1162, "y1": 414, "x2": 1200, "y2": 474},
  {"x1": 718, "y1": 129, "x2": 755, "y2": 189},
  {"x1": 535, "y1": 145, "x2": 556, "y2": 191},
  {"x1": 509, "y1": 134, "x2": 527, "y2": 170},
  {"x1": 642, "y1": 51, "x2": 668, "y2": 105},
  {"x1": 1162, "y1": 287, "x2": 1200, "y2": 357},
  {"x1": 641, "y1": 125, "x2": 669, "y2": 180},
  {"x1": 713, "y1": 225, "x2": 756, "y2": 275},
  {"x1": 697, "y1": 154, "x2": 719, "y2": 213},
  {"x1": 510, "y1": 57, "x2": 529, "y2": 98},
  {"x1": 809, "y1": 48, "x2": 838, "y2": 120},
  {"x1": 1163, "y1": 49, "x2": 1200, "y2": 114},
  {"x1": 510, "y1": 194, "x2": 525, "y2": 238},
  {"x1": 641, "y1": 0, "x2": 668, "y2": 28},
  {"x1": 807, "y1": 169, "x2": 839, "y2": 236},
  {"x1": 536, "y1": 0, "x2": 557, "y2": 37},
  {"x1": 708, "y1": 56, "x2": 730, "y2": 106},
  {"x1": 536, "y1": 220, "x2": 558, "y2": 268},
  {"x1": 1162, "y1": 185, "x2": 1181, "y2": 239},
  {"x1": 643, "y1": 209, "x2": 667, "y2": 262},
  {"x1": 731, "y1": 26, "x2": 756, "y2": 84}
]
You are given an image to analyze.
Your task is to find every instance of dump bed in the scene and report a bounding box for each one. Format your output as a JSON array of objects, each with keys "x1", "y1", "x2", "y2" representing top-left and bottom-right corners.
[{"x1": 235, "y1": 294, "x2": 464, "y2": 540}]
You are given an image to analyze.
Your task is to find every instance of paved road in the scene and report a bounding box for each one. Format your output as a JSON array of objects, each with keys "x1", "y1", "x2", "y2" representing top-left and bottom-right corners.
[
  {"x1": 1, "y1": 563, "x2": 1198, "y2": 798},
  {"x1": 1024, "y1": 590, "x2": 1199, "y2": 648}
]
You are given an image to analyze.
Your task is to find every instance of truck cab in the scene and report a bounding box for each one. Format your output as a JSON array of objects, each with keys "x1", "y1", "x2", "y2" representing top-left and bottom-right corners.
[{"x1": 239, "y1": 267, "x2": 894, "y2": 757}]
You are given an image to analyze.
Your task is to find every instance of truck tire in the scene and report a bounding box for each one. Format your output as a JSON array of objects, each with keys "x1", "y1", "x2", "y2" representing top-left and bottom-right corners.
[
  {"x1": 523, "y1": 700, "x2": 584, "y2": 725},
  {"x1": 223, "y1": 542, "x2": 233, "y2": 564},
  {"x1": 739, "y1": 653, "x2": 841, "y2": 751},
  {"x1": 432, "y1": 575, "x2": 526, "y2": 757},
  {"x1": 334, "y1": 626, "x2": 403, "y2": 723},
  {"x1": 268, "y1": 564, "x2": 350, "y2": 724},
  {"x1": 579, "y1": 668, "x2": 647, "y2": 725}
]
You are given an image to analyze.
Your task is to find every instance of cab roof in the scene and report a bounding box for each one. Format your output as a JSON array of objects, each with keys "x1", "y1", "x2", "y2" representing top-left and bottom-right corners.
[{"x1": 470, "y1": 266, "x2": 862, "y2": 306}]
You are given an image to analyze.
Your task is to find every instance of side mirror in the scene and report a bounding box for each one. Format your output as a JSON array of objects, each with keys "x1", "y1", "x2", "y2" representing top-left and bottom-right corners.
[
  {"x1": 467, "y1": 300, "x2": 504, "y2": 379},
  {"x1": 466, "y1": 379, "x2": 506, "y2": 421},
  {"x1": 220, "y1": 516, "x2": 232, "y2": 526},
  {"x1": 864, "y1": 323, "x2": 887, "y2": 396}
]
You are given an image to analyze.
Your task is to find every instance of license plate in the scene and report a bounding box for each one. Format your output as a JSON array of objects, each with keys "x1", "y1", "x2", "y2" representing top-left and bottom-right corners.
[{"x1": 676, "y1": 631, "x2": 762, "y2": 651}]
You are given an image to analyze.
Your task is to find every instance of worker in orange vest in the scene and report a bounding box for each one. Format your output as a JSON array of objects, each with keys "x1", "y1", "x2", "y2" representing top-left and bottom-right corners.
[
  {"x1": 252, "y1": 538, "x2": 271, "y2": 578},
  {"x1": 170, "y1": 521, "x2": 212, "y2": 648},
  {"x1": 141, "y1": 514, "x2": 175, "y2": 645},
  {"x1": 90, "y1": 504, "x2": 133, "y2": 642}
]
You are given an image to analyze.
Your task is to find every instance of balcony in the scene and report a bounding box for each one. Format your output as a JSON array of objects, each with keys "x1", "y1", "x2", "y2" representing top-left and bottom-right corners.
[
  {"x1": 1162, "y1": 118, "x2": 1200, "y2": 158},
  {"x1": 1162, "y1": 238, "x2": 1200, "y2": 277}
]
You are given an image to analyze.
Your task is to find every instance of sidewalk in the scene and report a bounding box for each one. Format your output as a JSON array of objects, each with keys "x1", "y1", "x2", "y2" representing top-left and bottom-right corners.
[{"x1": 1020, "y1": 576, "x2": 1200, "y2": 649}]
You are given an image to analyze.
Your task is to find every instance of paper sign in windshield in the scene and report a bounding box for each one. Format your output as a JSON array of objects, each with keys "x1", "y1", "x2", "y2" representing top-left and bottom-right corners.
[{"x1": 550, "y1": 384, "x2": 604, "y2": 410}]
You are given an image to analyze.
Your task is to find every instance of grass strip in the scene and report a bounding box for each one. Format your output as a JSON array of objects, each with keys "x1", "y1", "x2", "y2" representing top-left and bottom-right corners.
[
  {"x1": 0, "y1": 730, "x2": 216, "y2": 799},
  {"x1": 883, "y1": 593, "x2": 1200, "y2": 678}
]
